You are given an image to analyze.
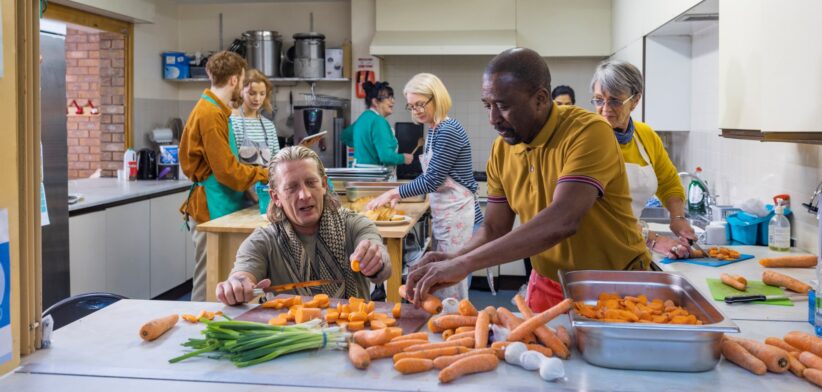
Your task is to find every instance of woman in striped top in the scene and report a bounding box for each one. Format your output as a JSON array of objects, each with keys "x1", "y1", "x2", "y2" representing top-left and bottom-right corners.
[
  {"x1": 367, "y1": 73, "x2": 482, "y2": 300},
  {"x1": 231, "y1": 68, "x2": 280, "y2": 166}
]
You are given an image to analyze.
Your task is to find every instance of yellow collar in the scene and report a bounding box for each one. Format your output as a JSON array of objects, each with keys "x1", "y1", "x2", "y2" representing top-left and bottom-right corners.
[{"x1": 512, "y1": 102, "x2": 559, "y2": 154}]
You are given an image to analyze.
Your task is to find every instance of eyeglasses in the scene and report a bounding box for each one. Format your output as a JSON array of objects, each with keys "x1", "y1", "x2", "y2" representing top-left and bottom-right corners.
[
  {"x1": 590, "y1": 94, "x2": 635, "y2": 108},
  {"x1": 405, "y1": 97, "x2": 433, "y2": 112},
  {"x1": 376, "y1": 95, "x2": 394, "y2": 101}
]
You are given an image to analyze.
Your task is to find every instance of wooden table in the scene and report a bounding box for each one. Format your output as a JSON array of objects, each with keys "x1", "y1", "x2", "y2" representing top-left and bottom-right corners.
[{"x1": 196, "y1": 201, "x2": 430, "y2": 303}]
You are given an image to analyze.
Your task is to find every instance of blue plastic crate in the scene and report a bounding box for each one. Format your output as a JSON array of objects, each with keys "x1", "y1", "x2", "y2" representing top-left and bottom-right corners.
[{"x1": 726, "y1": 213, "x2": 759, "y2": 245}]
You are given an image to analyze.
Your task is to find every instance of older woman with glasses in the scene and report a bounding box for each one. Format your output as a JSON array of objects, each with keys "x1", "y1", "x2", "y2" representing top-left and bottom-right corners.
[
  {"x1": 590, "y1": 60, "x2": 695, "y2": 259},
  {"x1": 341, "y1": 81, "x2": 413, "y2": 173},
  {"x1": 367, "y1": 73, "x2": 482, "y2": 300}
]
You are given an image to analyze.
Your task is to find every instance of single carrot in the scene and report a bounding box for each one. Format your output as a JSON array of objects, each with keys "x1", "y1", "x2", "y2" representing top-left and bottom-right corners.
[
  {"x1": 433, "y1": 348, "x2": 501, "y2": 369},
  {"x1": 353, "y1": 327, "x2": 403, "y2": 347},
  {"x1": 527, "y1": 344, "x2": 553, "y2": 358},
  {"x1": 728, "y1": 337, "x2": 789, "y2": 373},
  {"x1": 721, "y1": 338, "x2": 766, "y2": 375},
  {"x1": 787, "y1": 352, "x2": 806, "y2": 377},
  {"x1": 433, "y1": 315, "x2": 478, "y2": 331},
  {"x1": 496, "y1": 307, "x2": 535, "y2": 343},
  {"x1": 508, "y1": 299, "x2": 572, "y2": 343},
  {"x1": 181, "y1": 314, "x2": 199, "y2": 323},
  {"x1": 399, "y1": 284, "x2": 443, "y2": 314},
  {"x1": 392, "y1": 303, "x2": 402, "y2": 318},
  {"x1": 370, "y1": 320, "x2": 387, "y2": 330},
  {"x1": 490, "y1": 341, "x2": 511, "y2": 351},
  {"x1": 442, "y1": 329, "x2": 455, "y2": 340},
  {"x1": 759, "y1": 255, "x2": 817, "y2": 268},
  {"x1": 428, "y1": 317, "x2": 445, "y2": 333},
  {"x1": 393, "y1": 346, "x2": 467, "y2": 362},
  {"x1": 785, "y1": 331, "x2": 822, "y2": 356},
  {"x1": 446, "y1": 331, "x2": 476, "y2": 342},
  {"x1": 765, "y1": 337, "x2": 800, "y2": 353},
  {"x1": 325, "y1": 311, "x2": 339, "y2": 324},
  {"x1": 455, "y1": 326, "x2": 475, "y2": 334},
  {"x1": 438, "y1": 353, "x2": 499, "y2": 383},
  {"x1": 348, "y1": 342, "x2": 370, "y2": 369},
  {"x1": 347, "y1": 320, "x2": 365, "y2": 331},
  {"x1": 805, "y1": 368, "x2": 822, "y2": 388},
  {"x1": 366, "y1": 339, "x2": 428, "y2": 359},
  {"x1": 483, "y1": 306, "x2": 499, "y2": 325},
  {"x1": 512, "y1": 294, "x2": 569, "y2": 358},
  {"x1": 762, "y1": 270, "x2": 812, "y2": 294},
  {"x1": 394, "y1": 358, "x2": 434, "y2": 374},
  {"x1": 268, "y1": 315, "x2": 288, "y2": 326},
  {"x1": 556, "y1": 326, "x2": 572, "y2": 348},
  {"x1": 392, "y1": 332, "x2": 429, "y2": 342},
  {"x1": 139, "y1": 314, "x2": 178, "y2": 341},
  {"x1": 350, "y1": 259, "x2": 361, "y2": 272},
  {"x1": 458, "y1": 299, "x2": 478, "y2": 316},
  {"x1": 720, "y1": 273, "x2": 747, "y2": 291},
  {"x1": 800, "y1": 351, "x2": 822, "y2": 371},
  {"x1": 475, "y1": 310, "x2": 490, "y2": 349},
  {"x1": 405, "y1": 338, "x2": 475, "y2": 352}
]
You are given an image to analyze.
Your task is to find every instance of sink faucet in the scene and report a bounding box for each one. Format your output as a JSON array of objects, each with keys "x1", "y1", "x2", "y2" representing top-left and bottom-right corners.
[{"x1": 678, "y1": 171, "x2": 717, "y2": 227}]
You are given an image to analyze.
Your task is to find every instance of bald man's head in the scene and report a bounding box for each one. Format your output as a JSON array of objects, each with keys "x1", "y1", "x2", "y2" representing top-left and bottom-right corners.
[{"x1": 484, "y1": 48, "x2": 551, "y2": 93}]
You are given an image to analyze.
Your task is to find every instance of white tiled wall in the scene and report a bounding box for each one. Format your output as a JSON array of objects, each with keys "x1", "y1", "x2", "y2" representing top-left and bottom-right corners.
[
  {"x1": 672, "y1": 24, "x2": 822, "y2": 255},
  {"x1": 382, "y1": 55, "x2": 603, "y2": 171}
]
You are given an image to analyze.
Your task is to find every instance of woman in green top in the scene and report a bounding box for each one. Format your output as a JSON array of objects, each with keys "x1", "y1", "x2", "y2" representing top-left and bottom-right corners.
[{"x1": 342, "y1": 81, "x2": 413, "y2": 170}]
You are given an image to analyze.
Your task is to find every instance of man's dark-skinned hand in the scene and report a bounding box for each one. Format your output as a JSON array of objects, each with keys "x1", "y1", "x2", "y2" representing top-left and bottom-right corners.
[{"x1": 405, "y1": 253, "x2": 469, "y2": 308}]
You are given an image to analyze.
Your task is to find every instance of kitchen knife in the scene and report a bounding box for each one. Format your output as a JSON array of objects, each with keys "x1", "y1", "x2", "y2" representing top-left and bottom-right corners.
[
  {"x1": 724, "y1": 294, "x2": 808, "y2": 304},
  {"x1": 688, "y1": 239, "x2": 708, "y2": 255},
  {"x1": 252, "y1": 279, "x2": 341, "y2": 296}
]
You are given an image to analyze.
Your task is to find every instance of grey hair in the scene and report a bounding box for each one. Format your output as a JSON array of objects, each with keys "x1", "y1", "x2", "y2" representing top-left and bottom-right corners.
[
  {"x1": 266, "y1": 145, "x2": 339, "y2": 223},
  {"x1": 590, "y1": 60, "x2": 644, "y2": 98}
]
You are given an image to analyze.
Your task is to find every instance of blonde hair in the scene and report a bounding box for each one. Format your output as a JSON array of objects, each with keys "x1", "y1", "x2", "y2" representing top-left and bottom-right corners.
[
  {"x1": 403, "y1": 73, "x2": 452, "y2": 125},
  {"x1": 266, "y1": 146, "x2": 339, "y2": 223},
  {"x1": 241, "y1": 68, "x2": 274, "y2": 113}
]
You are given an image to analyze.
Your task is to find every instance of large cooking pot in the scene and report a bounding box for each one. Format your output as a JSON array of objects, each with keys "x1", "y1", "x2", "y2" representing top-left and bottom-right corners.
[
  {"x1": 242, "y1": 30, "x2": 282, "y2": 78},
  {"x1": 293, "y1": 32, "x2": 325, "y2": 78}
]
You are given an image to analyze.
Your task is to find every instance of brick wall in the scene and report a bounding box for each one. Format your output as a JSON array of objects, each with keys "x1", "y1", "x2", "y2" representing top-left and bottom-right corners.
[
  {"x1": 65, "y1": 28, "x2": 101, "y2": 179},
  {"x1": 99, "y1": 32, "x2": 126, "y2": 177},
  {"x1": 65, "y1": 28, "x2": 126, "y2": 179}
]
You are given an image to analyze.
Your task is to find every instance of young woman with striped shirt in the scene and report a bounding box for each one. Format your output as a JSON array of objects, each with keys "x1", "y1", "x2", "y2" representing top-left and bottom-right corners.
[{"x1": 367, "y1": 73, "x2": 483, "y2": 300}]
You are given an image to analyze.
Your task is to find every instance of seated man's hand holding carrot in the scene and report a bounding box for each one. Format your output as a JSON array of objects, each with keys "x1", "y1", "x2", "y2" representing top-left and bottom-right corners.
[{"x1": 350, "y1": 240, "x2": 385, "y2": 277}]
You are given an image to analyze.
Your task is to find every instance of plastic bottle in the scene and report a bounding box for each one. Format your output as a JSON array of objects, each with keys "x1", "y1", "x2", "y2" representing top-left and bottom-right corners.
[
  {"x1": 123, "y1": 148, "x2": 137, "y2": 181},
  {"x1": 768, "y1": 199, "x2": 790, "y2": 251},
  {"x1": 687, "y1": 166, "x2": 707, "y2": 216},
  {"x1": 815, "y1": 206, "x2": 822, "y2": 336}
]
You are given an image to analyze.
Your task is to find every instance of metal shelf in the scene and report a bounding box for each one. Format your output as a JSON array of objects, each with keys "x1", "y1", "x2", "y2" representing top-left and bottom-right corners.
[{"x1": 167, "y1": 77, "x2": 350, "y2": 84}]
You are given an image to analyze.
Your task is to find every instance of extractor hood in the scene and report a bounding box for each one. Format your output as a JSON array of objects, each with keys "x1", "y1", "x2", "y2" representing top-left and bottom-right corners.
[{"x1": 369, "y1": 30, "x2": 516, "y2": 56}]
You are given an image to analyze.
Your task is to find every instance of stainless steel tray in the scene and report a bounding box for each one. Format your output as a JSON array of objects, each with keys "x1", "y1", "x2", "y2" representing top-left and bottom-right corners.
[
  {"x1": 345, "y1": 182, "x2": 426, "y2": 203},
  {"x1": 558, "y1": 270, "x2": 739, "y2": 372}
]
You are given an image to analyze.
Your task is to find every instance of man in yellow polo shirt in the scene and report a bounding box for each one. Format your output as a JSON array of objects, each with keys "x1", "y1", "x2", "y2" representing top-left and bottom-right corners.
[{"x1": 405, "y1": 48, "x2": 650, "y2": 311}]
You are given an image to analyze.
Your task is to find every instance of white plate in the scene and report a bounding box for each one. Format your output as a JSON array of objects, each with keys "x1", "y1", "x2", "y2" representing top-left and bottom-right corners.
[{"x1": 374, "y1": 215, "x2": 411, "y2": 226}]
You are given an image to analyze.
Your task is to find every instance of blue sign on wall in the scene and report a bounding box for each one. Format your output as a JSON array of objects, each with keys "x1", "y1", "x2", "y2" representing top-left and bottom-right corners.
[{"x1": 0, "y1": 209, "x2": 11, "y2": 365}]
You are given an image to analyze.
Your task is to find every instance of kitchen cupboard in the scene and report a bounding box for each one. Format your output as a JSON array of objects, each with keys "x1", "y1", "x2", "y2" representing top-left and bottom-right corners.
[
  {"x1": 515, "y1": 0, "x2": 611, "y2": 57},
  {"x1": 611, "y1": 0, "x2": 702, "y2": 54},
  {"x1": 376, "y1": 0, "x2": 515, "y2": 32},
  {"x1": 718, "y1": 0, "x2": 762, "y2": 131},
  {"x1": 644, "y1": 35, "x2": 691, "y2": 131},
  {"x1": 69, "y1": 191, "x2": 192, "y2": 299}
]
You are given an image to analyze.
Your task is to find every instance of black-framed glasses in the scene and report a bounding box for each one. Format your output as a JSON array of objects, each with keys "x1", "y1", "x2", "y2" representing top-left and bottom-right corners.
[
  {"x1": 405, "y1": 97, "x2": 432, "y2": 112},
  {"x1": 590, "y1": 94, "x2": 635, "y2": 108}
]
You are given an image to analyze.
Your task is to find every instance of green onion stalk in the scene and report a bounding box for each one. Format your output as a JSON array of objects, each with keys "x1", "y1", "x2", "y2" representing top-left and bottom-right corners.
[{"x1": 169, "y1": 318, "x2": 350, "y2": 367}]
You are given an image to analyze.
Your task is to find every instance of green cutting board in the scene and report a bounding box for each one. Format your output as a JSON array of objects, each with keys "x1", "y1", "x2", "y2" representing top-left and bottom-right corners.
[{"x1": 706, "y1": 278, "x2": 793, "y2": 306}]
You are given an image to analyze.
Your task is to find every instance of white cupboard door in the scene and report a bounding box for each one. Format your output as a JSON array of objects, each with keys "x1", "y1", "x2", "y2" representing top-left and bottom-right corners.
[
  {"x1": 105, "y1": 200, "x2": 151, "y2": 299},
  {"x1": 718, "y1": 0, "x2": 762, "y2": 130},
  {"x1": 150, "y1": 193, "x2": 188, "y2": 297},
  {"x1": 69, "y1": 211, "x2": 107, "y2": 295},
  {"x1": 516, "y1": 0, "x2": 611, "y2": 57}
]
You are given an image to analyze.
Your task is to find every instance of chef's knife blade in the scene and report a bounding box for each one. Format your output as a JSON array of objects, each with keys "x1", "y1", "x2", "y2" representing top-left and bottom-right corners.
[
  {"x1": 252, "y1": 279, "x2": 341, "y2": 297},
  {"x1": 724, "y1": 294, "x2": 807, "y2": 304}
]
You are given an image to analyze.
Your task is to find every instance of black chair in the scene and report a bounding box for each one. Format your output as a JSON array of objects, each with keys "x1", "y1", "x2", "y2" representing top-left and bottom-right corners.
[{"x1": 43, "y1": 292, "x2": 127, "y2": 330}]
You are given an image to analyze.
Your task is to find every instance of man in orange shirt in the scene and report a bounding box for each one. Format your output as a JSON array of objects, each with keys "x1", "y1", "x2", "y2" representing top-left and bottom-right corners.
[{"x1": 180, "y1": 51, "x2": 268, "y2": 301}]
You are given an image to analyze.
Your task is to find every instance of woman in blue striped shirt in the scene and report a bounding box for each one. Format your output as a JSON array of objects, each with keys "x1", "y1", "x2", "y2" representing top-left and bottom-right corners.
[
  {"x1": 367, "y1": 73, "x2": 482, "y2": 300},
  {"x1": 231, "y1": 68, "x2": 280, "y2": 167}
]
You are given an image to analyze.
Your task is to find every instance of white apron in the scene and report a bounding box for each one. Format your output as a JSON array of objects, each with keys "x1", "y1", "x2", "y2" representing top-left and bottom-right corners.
[
  {"x1": 625, "y1": 134, "x2": 658, "y2": 219},
  {"x1": 419, "y1": 132, "x2": 475, "y2": 301}
]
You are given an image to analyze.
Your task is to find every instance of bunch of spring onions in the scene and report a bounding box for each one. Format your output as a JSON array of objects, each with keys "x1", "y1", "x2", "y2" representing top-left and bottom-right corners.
[{"x1": 169, "y1": 317, "x2": 349, "y2": 368}]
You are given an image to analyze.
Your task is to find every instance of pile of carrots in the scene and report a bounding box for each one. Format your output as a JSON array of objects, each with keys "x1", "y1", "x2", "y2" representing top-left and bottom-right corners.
[
  {"x1": 721, "y1": 331, "x2": 822, "y2": 388},
  {"x1": 573, "y1": 293, "x2": 703, "y2": 325},
  {"x1": 263, "y1": 294, "x2": 401, "y2": 331},
  {"x1": 347, "y1": 295, "x2": 572, "y2": 383}
]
